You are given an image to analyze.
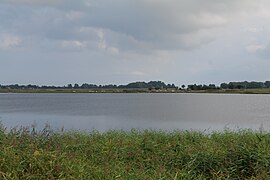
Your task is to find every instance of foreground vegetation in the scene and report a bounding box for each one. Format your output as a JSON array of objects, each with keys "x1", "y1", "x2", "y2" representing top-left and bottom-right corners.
[{"x1": 1, "y1": 126, "x2": 270, "y2": 179}]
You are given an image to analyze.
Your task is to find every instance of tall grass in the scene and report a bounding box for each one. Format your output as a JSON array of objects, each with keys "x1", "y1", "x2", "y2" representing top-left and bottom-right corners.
[{"x1": 0, "y1": 125, "x2": 269, "y2": 179}]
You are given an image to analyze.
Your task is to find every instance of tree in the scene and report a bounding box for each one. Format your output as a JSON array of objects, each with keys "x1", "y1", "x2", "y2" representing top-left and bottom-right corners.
[
  {"x1": 126, "y1": 82, "x2": 148, "y2": 88},
  {"x1": 208, "y1": 84, "x2": 216, "y2": 89},
  {"x1": 67, "y1": 84, "x2": 73, "y2": 89},
  {"x1": 220, "y1": 83, "x2": 228, "y2": 89},
  {"x1": 74, "y1": 84, "x2": 79, "y2": 89},
  {"x1": 265, "y1": 81, "x2": 270, "y2": 88}
]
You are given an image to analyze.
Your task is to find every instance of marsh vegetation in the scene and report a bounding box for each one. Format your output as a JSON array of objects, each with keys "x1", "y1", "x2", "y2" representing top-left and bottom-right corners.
[{"x1": 1, "y1": 126, "x2": 270, "y2": 179}]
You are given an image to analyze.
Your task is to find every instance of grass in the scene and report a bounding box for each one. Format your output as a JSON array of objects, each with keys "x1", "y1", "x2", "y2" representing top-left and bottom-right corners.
[{"x1": 1, "y1": 126, "x2": 270, "y2": 179}]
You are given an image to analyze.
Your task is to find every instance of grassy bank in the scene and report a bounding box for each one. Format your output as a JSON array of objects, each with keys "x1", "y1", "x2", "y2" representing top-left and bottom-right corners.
[{"x1": 0, "y1": 126, "x2": 270, "y2": 179}]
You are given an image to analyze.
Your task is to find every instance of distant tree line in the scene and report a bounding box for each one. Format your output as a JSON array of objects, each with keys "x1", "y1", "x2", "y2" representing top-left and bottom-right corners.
[
  {"x1": 186, "y1": 81, "x2": 270, "y2": 90},
  {"x1": 187, "y1": 84, "x2": 219, "y2": 90},
  {"x1": 0, "y1": 81, "x2": 177, "y2": 90},
  {"x1": 2, "y1": 81, "x2": 270, "y2": 91},
  {"x1": 220, "y1": 81, "x2": 270, "y2": 89}
]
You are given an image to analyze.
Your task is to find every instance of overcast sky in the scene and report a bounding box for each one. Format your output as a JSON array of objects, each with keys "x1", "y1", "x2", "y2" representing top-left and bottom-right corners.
[{"x1": 1, "y1": 0, "x2": 270, "y2": 86}]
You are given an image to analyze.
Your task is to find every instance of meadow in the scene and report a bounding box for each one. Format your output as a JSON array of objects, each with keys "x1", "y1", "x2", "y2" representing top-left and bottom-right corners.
[{"x1": 0, "y1": 125, "x2": 270, "y2": 179}]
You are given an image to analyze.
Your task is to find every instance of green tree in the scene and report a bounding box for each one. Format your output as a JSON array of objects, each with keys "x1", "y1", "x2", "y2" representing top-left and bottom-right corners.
[
  {"x1": 74, "y1": 84, "x2": 79, "y2": 89},
  {"x1": 67, "y1": 84, "x2": 73, "y2": 89}
]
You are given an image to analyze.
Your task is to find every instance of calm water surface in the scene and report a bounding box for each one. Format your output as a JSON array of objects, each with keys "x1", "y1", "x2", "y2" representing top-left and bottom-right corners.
[{"x1": 0, "y1": 93, "x2": 270, "y2": 132}]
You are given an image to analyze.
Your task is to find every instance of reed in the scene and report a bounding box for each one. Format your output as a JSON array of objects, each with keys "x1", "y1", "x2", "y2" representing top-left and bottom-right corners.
[{"x1": 0, "y1": 125, "x2": 269, "y2": 179}]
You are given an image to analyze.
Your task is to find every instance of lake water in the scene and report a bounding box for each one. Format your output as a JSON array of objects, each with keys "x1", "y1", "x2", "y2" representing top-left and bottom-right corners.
[{"x1": 0, "y1": 93, "x2": 270, "y2": 132}]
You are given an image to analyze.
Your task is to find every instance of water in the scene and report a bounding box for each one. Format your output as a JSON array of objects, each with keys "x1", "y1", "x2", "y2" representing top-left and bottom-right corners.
[{"x1": 0, "y1": 93, "x2": 270, "y2": 132}]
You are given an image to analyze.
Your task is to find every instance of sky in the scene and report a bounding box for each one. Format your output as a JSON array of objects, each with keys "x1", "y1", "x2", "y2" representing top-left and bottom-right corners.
[{"x1": 1, "y1": 0, "x2": 270, "y2": 86}]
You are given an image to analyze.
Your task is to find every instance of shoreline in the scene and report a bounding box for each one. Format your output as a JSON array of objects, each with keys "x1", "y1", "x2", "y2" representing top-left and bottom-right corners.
[{"x1": 1, "y1": 88, "x2": 270, "y2": 94}]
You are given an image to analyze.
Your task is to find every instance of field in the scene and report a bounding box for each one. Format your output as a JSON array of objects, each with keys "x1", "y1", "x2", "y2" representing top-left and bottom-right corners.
[{"x1": 1, "y1": 126, "x2": 270, "y2": 179}]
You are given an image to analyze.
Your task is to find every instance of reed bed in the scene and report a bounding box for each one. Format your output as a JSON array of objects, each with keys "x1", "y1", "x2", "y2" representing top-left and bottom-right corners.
[{"x1": 0, "y1": 125, "x2": 269, "y2": 179}]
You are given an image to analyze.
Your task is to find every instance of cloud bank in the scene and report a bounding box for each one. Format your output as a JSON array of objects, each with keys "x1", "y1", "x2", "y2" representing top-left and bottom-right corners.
[
  {"x1": 1, "y1": 0, "x2": 267, "y2": 52},
  {"x1": 1, "y1": 0, "x2": 270, "y2": 85}
]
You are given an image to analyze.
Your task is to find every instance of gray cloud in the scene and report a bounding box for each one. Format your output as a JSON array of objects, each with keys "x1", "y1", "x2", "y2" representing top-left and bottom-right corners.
[
  {"x1": 2, "y1": 0, "x2": 270, "y2": 85},
  {"x1": 0, "y1": 34, "x2": 21, "y2": 50},
  {"x1": 78, "y1": 0, "x2": 262, "y2": 50},
  {"x1": 1, "y1": 0, "x2": 266, "y2": 52},
  {"x1": 1, "y1": 0, "x2": 89, "y2": 11}
]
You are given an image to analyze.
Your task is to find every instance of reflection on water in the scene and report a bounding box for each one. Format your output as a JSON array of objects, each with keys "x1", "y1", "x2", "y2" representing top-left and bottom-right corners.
[{"x1": 0, "y1": 93, "x2": 270, "y2": 132}]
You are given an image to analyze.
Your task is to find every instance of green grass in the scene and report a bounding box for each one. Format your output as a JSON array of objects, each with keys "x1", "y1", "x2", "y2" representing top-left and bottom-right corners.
[{"x1": 0, "y1": 126, "x2": 270, "y2": 179}]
